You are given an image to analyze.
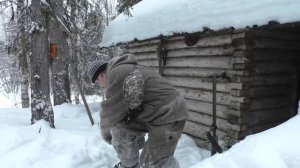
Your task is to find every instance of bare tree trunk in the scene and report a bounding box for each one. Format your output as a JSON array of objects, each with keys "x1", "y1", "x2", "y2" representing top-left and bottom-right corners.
[
  {"x1": 17, "y1": 0, "x2": 30, "y2": 108},
  {"x1": 68, "y1": 0, "x2": 80, "y2": 104},
  {"x1": 30, "y1": 0, "x2": 55, "y2": 128},
  {"x1": 105, "y1": 0, "x2": 109, "y2": 26},
  {"x1": 49, "y1": 0, "x2": 71, "y2": 105}
]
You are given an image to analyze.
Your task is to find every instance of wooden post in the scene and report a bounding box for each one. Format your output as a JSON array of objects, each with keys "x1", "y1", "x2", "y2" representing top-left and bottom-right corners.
[
  {"x1": 70, "y1": 60, "x2": 95, "y2": 126},
  {"x1": 211, "y1": 75, "x2": 217, "y2": 155},
  {"x1": 205, "y1": 73, "x2": 224, "y2": 155}
]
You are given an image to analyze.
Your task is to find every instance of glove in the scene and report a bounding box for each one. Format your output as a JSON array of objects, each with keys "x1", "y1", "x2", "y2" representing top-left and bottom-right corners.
[{"x1": 101, "y1": 127, "x2": 112, "y2": 144}]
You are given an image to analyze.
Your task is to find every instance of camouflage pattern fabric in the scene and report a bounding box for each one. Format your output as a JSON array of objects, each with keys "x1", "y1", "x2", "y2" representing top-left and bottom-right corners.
[{"x1": 123, "y1": 69, "x2": 144, "y2": 110}]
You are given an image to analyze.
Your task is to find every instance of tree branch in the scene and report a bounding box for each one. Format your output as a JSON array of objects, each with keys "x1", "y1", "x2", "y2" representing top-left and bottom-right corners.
[
  {"x1": 0, "y1": 0, "x2": 17, "y2": 5},
  {"x1": 0, "y1": 4, "x2": 12, "y2": 13}
]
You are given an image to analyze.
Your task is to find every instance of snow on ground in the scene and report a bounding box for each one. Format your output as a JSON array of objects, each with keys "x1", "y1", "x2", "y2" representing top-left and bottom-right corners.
[
  {"x1": 0, "y1": 102, "x2": 209, "y2": 168},
  {"x1": 0, "y1": 93, "x2": 21, "y2": 108},
  {"x1": 191, "y1": 115, "x2": 300, "y2": 168},
  {"x1": 100, "y1": 0, "x2": 300, "y2": 47},
  {"x1": 0, "y1": 91, "x2": 102, "y2": 108},
  {"x1": 0, "y1": 93, "x2": 299, "y2": 168}
]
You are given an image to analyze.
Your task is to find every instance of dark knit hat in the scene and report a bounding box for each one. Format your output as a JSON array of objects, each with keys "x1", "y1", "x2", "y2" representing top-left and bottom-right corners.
[{"x1": 87, "y1": 60, "x2": 108, "y2": 83}]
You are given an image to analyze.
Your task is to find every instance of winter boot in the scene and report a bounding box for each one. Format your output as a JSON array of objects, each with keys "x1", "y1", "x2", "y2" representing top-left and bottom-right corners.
[{"x1": 114, "y1": 162, "x2": 138, "y2": 168}]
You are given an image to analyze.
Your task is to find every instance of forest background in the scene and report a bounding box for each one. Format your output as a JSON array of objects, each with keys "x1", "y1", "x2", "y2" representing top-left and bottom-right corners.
[{"x1": 0, "y1": 0, "x2": 141, "y2": 127}]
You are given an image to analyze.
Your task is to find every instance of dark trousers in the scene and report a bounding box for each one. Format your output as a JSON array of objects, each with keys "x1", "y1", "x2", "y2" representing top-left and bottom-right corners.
[{"x1": 110, "y1": 120, "x2": 185, "y2": 168}]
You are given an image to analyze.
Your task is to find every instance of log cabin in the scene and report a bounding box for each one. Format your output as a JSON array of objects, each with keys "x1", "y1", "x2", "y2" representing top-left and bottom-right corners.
[{"x1": 100, "y1": 0, "x2": 300, "y2": 149}]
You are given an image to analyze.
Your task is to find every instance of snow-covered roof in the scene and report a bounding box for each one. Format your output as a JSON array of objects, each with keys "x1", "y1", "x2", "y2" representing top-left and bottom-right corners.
[{"x1": 100, "y1": 0, "x2": 300, "y2": 47}]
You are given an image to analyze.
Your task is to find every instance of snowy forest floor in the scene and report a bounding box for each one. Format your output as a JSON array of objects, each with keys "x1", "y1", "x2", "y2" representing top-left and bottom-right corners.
[{"x1": 0, "y1": 93, "x2": 299, "y2": 168}]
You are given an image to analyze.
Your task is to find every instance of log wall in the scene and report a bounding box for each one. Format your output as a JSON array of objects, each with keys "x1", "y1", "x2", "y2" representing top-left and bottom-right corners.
[
  {"x1": 126, "y1": 26, "x2": 300, "y2": 149},
  {"x1": 234, "y1": 28, "x2": 300, "y2": 139}
]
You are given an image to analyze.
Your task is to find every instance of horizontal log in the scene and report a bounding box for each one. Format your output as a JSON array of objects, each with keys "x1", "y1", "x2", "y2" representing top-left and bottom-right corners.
[
  {"x1": 171, "y1": 56, "x2": 232, "y2": 69},
  {"x1": 136, "y1": 64, "x2": 249, "y2": 78},
  {"x1": 232, "y1": 38, "x2": 247, "y2": 50},
  {"x1": 185, "y1": 99, "x2": 229, "y2": 119},
  {"x1": 164, "y1": 76, "x2": 249, "y2": 92},
  {"x1": 129, "y1": 34, "x2": 232, "y2": 49},
  {"x1": 176, "y1": 87, "x2": 231, "y2": 105},
  {"x1": 230, "y1": 89, "x2": 249, "y2": 97},
  {"x1": 245, "y1": 107, "x2": 292, "y2": 126},
  {"x1": 250, "y1": 38, "x2": 300, "y2": 50},
  {"x1": 237, "y1": 118, "x2": 288, "y2": 139},
  {"x1": 232, "y1": 63, "x2": 251, "y2": 70},
  {"x1": 232, "y1": 73, "x2": 293, "y2": 86},
  {"x1": 188, "y1": 111, "x2": 245, "y2": 131},
  {"x1": 134, "y1": 50, "x2": 236, "y2": 62},
  {"x1": 250, "y1": 96, "x2": 291, "y2": 111},
  {"x1": 185, "y1": 100, "x2": 244, "y2": 121},
  {"x1": 183, "y1": 121, "x2": 227, "y2": 141},
  {"x1": 177, "y1": 87, "x2": 249, "y2": 105},
  {"x1": 163, "y1": 76, "x2": 231, "y2": 92},
  {"x1": 230, "y1": 82, "x2": 250, "y2": 90},
  {"x1": 133, "y1": 48, "x2": 234, "y2": 61},
  {"x1": 232, "y1": 57, "x2": 250, "y2": 64},
  {"x1": 161, "y1": 67, "x2": 229, "y2": 78},
  {"x1": 249, "y1": 73, "x2": 293, "y2": 86},
  {"x1": 138, "y1": 56, "x2": 233, "y2": 69},
  {"x1": 230, "y1": 96, "x2": 250, "y2": 104},
  {"x1": 252, "y1": 62, "x2": 296, "y2": 74},
  {"x1": 229, "y1": 101, "x2": 250, "y2": 110},
  {"x1": 129, "y1": 39, "x2": 160, "y2": 47},
  {"x1": 129, "y1": 44, "x2": 234, "y2": 56},
  {"x1": 184, "y1": 121, "x2": 209, "y2": 139},
  {"x1": 128, "y1": 44, "x2": 157, "y2": 53},
  {"x1": 165, "y1": 34, "x2": 232, "y2": 50},
  {"x1": 249, "y1": 84, "x2": 292, "y2": 98},
  {"x1": 167, "y1": 47, "x2": 233, "y2": 57},
  {"x1": 226, "y1": 70, "x2": 250, "y2": 76},
  {"x1": 234, "y1": 49, "x2": 299, "y2": 61},
  {"x1": 230, "y1": 84, "x2": 293, "y2": 97},
  {"x1": 233, "y1": 36, "x2": 300, "y2": 51},
  {"x1": 247, "y1": 30, "x2": 300, "y2": 41},
  {"x1": 232, "y1": 31, "x2": 247, "y2": 40},
  {"x1": 135, "y1": 52, "x2": 157, "y2": 60}
]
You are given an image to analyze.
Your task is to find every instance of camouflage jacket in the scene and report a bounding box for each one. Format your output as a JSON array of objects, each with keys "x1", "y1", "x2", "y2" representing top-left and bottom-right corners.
[{"x1": 100, "y1": 54, "x2": 188, "y2": 129}]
